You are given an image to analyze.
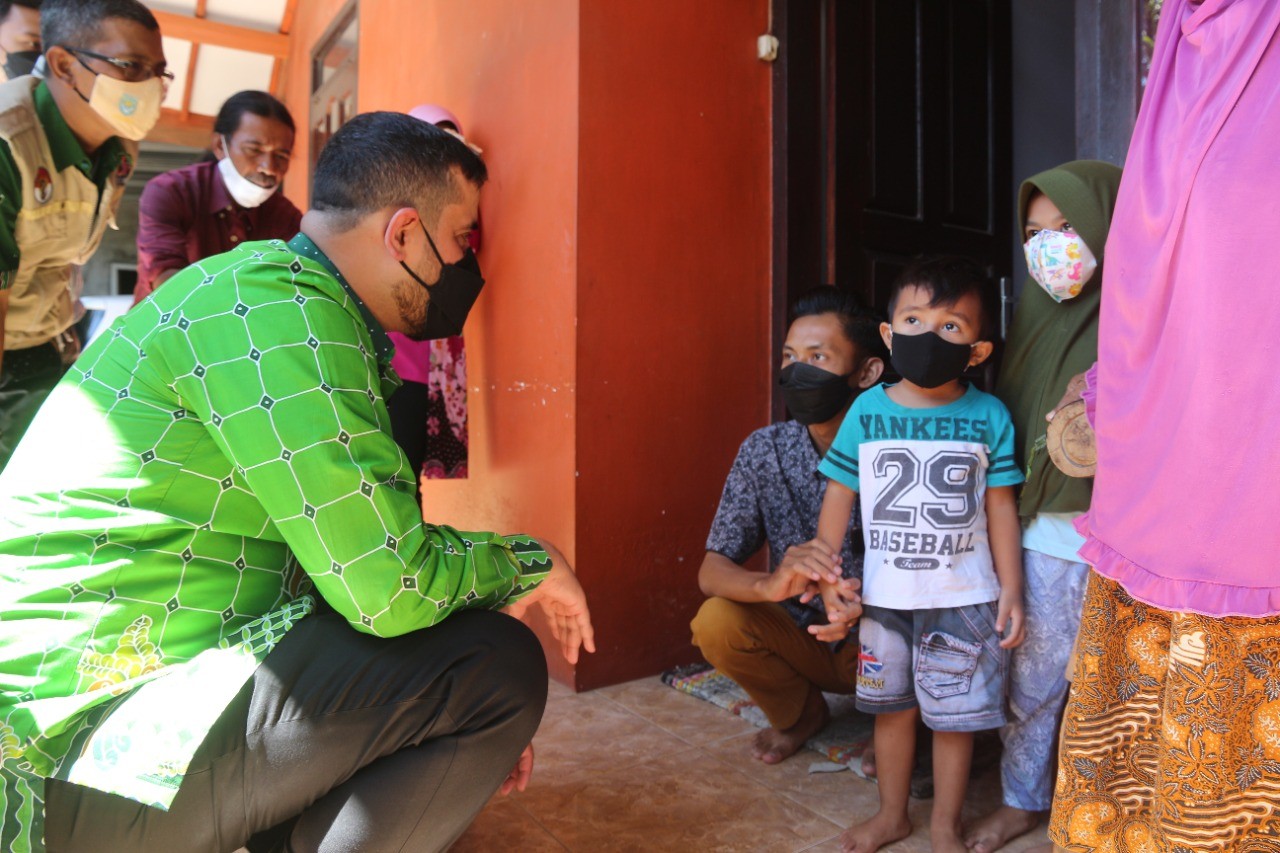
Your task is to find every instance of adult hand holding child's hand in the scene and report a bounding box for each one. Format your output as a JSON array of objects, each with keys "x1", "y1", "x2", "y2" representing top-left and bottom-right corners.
[
  {"x1": 807, "y1": 577, "x2": 862, "y2": 643},
  {"x1": 760, "y1": 539, "x2": 843, "y2": 603}
]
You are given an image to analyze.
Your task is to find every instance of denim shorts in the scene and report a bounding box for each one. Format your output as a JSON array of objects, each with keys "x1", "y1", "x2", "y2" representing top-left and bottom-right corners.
[{"x1": 854, "y1": 602, "x2": 1008, "y2": 732}]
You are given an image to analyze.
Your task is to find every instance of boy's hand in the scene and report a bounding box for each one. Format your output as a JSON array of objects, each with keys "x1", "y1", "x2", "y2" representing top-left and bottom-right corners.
[
  {"x1": 759, "y1": 540, "x2": 842, "y2": 603},
  {"x1": 807, "y1": 577, "x2": 862, "y2": 642},
  {"x1": 996, "y1": 587, "x2": 1026, "y2": 649}
]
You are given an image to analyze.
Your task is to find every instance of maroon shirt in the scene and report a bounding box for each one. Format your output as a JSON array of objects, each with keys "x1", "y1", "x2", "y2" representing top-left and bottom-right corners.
[{"x1": 133, "y1": 159, "x2": 303, "y2": 304}]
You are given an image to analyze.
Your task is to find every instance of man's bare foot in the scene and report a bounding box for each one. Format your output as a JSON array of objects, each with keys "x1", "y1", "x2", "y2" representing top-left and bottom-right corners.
[
  {"x1": 860, "y1": 743, "x2": 877, "y2": 778},
  {"x1": 840, "y1": 811, "x2": 912, "y2": 852},
  {"x1": 751, "y1": 686, "x2": 829, "y2": 764},
  {"x1": 963, "y1": 805, "x2": 1042, "y2": 853}
]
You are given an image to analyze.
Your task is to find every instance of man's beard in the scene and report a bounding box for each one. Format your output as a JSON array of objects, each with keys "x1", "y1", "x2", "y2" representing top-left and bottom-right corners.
[{"x1": 392, "y1": 275, "x2": 431, "y2": 341}]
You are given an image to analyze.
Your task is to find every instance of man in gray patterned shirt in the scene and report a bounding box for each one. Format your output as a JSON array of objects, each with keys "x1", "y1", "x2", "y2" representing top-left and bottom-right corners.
[{"x1": 692, "y1": 287, "x2": 886, "y2": 765}]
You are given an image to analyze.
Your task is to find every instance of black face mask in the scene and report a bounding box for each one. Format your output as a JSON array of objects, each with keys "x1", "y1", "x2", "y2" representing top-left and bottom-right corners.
[
  {"x1": 400, "y1": 219, "x2": 485, "y2": 340},
  {"x1": 889, "y1": 331, "x2": 974, "y2": 389},
  {"x1": 3, "y1": 50, "x2": 39, "y2": 79},
  {"x1": 778, "y1": 362, "x2": 855, "y2": 425}
]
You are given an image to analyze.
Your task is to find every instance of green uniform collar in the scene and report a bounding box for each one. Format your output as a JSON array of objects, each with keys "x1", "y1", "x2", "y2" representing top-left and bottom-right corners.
[
  {"x1": 287, "y1": 232, "x2": 394, "y2": 364},
  {"x1": 32, "y1": 80, "x2": 130, "y2": 186}
]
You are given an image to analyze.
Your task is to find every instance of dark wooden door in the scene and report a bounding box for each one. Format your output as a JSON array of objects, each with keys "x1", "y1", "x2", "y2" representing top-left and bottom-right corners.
[{"x1": 774, "y1": 0, "x2": 1013, "y2": 319}]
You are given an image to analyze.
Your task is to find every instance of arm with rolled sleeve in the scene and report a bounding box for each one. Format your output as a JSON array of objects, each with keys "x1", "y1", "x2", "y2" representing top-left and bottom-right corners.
[
  {"x1": 169, "y1": 294, "x2": 551, "y2": 638},
  {"x1": 135, "y1": 172, "x2": 196, "y2": 302},
  {"x1": 698, "y1": 437, "x2": 778, "y2": 600},
  {"x1": 705, "y1": 437, "x2": 767, "y2": 565}
]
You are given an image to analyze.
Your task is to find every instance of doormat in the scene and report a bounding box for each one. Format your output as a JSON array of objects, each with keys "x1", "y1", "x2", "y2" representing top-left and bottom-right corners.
[{"x1": 662, "y1": 662, "x2": 1001, "y2": 800}]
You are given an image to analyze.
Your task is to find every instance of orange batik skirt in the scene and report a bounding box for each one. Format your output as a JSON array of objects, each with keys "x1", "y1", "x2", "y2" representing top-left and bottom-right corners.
[{"x1": 1049, "y1": 572, "x2": 1280, "y2": 852}]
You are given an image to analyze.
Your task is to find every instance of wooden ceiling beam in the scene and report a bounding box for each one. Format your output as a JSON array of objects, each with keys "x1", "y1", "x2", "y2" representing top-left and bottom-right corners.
[
  {"x1": 180, "y1": 43, "x2": 200, "y2": 118},
  {"x1": 152, "y1": 10, "x2": 289, "y2": 57},
  {"x1": 281, "y1": 0, "x2": 300, "y2": 35},
  {"x1": 151, "y1": 109, "x2": 216, "y2": 149},
  {"x1": 178, "y1": 0, "x2": 206, "y2": 119},
  {"x1": 271, "y1": 0, "x2": 300, "y2": 100}
]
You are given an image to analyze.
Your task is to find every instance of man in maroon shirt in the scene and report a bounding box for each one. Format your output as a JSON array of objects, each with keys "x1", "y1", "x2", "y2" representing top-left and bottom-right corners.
[{"x1": 133, "y1": 90, "x2": 301, "y2": 304}]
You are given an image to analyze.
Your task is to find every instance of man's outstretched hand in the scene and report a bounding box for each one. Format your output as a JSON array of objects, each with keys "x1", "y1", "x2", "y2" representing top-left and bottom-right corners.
[
  {"x1": 502, "y1": 540, "x2": 596, "y2": 665},
  {"x1": 499, "y1": 744, "x2": 535, "y2": 795}
]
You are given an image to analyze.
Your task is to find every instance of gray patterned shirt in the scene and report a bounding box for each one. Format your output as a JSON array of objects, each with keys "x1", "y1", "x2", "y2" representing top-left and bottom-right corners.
[{"x1": 706, "y1": 420, "x2": 863, "y2": 631}]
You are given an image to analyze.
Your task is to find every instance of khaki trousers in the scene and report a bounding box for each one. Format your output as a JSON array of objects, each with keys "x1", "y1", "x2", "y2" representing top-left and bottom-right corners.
[{"x1": 691, "y1": 597, "x2": 860, "y2": 729}]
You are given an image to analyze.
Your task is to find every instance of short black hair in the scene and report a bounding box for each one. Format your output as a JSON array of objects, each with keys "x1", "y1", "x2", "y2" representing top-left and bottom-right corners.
[
  {"x1": 789, "y1": 286, "x2": 888, "y2": 362},
  {"x1": 214, "y1": 90, "x2": 296, "y2": 137},
  {"x1": 41, "y1": 0, "x2": 157, "y2": 53},
  {"x1": 0, "y1": 1, "x2": 43, "y2": 19},
  {"x1": 312, "y1": 111, "x2": 488, "y2": 229},
  {"x1": 887, "y1": 256, "x2": 996, "y2": 340}
]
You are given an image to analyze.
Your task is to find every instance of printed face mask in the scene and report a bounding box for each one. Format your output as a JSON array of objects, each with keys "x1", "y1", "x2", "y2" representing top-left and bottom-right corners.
[
  {"x1": 400, "y1": 217, "x2": 485, "y2": 340},
  {"x1": 73, "y1": 69, "x2": 163, "y2": 141},
  {"x1": 218, "y1": 137, "x2": 279, "y2": 209},
  {"x1": 778, "y1": 362, "x2": 854, "y2": 425},
  {"x1": 889, "y1": 331, "x2": 974, "y2": 389},
  {"x1": 1023, "y1": 229, "x2": 1097, "y2": 302}
]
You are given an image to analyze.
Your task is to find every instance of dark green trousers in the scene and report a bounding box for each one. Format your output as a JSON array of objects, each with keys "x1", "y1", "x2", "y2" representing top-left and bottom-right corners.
[{"x1": 0, "y1": 341, "x2": 66, "y2": 470}]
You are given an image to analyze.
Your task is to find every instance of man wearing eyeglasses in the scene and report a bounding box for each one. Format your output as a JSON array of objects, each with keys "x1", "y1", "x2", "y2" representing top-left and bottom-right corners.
[{"x1": 0, "y1": 0, "x2": 164, "y2": 469}]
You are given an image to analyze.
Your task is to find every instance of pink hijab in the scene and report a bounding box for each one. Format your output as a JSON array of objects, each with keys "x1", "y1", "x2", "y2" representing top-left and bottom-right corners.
[
  {"x1": 1078, "y1": 0, "x2": 1280, "y2": 616},
  {"x1": 408, "y1": 104, "x2": 463, "y2": 133}
]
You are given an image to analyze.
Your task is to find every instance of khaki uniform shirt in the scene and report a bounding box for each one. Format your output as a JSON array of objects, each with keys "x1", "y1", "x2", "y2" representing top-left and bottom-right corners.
[{"x1": 0, "y1": 77, "x2": 135, "y2": 350}]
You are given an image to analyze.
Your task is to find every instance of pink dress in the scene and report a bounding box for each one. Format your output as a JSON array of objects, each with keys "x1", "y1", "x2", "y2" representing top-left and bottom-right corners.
[{"x1": 1078, "y1": 0, "x2": 1280, "y2": 616}]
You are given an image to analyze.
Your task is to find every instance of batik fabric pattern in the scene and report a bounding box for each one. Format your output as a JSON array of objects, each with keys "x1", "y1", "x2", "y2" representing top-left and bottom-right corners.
[
  {"x1": 0, "y1": 235, "x2": 550, "y2": 852},
  {"x1": 424, "y1": 335, "x2": 468, "y2": 479},
  {"x1": 1050, "y1": 572, "x2": 1280, "y2": 851}
]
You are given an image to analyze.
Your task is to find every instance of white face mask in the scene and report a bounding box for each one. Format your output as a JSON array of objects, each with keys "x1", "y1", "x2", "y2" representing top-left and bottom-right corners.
[
  {"x1": 82, "y1": 74, "x2": 163, "y2": 141},
  {"x1": 1023, "y1": 229, "x2": 1098, "y2": 302},
  {"x1": 217, "y1": 137, "x2": 280, "y2": 209}
]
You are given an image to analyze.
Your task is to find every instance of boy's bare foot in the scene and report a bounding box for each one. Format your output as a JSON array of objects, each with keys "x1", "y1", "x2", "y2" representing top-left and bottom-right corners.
[
  {"x1": 963, "y1": 805, "x2": 1042, "y2": 853},
  {"x1": 859, "y1": 743, "x2": 877, "y2": 778},
  {"x1": 839, "y1": 811, "x2": 912, "y2": 852},
  {"x1": 932, "y1": 821, "x2": 969, "y2": 853},
  {"x1": 751, "y1": 686, "x2": 829, "y2": 764}
]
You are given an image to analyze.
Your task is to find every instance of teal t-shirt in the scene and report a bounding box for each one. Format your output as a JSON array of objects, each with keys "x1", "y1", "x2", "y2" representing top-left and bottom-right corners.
[{"x1": 818, "y1": 383, "x2": 1023, "y2": 609}]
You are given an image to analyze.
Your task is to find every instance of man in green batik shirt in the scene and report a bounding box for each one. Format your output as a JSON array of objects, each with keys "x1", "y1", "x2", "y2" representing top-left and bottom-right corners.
[{"x1": 0, "y1": 111, "x2": 594, "y2": 852}]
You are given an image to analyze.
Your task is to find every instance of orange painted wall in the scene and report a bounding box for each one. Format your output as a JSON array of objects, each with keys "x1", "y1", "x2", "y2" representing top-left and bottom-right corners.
[
  {"x1": 574, "y1": 1, "x2": 773, "y2": 688},
  {"x1": 281, "y1": 1, "x2": 772, "y2": 690}
]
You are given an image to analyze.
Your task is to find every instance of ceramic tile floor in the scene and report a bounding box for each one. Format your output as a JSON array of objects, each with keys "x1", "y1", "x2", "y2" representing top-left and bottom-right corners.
[{"x1": 451, "y1": 675, "x2": 1053, "y2": 852}]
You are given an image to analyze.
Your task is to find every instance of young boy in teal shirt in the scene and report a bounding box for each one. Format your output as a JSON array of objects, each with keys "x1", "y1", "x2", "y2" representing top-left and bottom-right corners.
[{"x1": 814, "y1": 257, "x2": 1025, "y2": 853}]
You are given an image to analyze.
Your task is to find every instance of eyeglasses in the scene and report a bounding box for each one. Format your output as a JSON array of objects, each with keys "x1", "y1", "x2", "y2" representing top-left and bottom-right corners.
[{"x1": 63, "y1": 46, "x2": 175, "y2": 91}]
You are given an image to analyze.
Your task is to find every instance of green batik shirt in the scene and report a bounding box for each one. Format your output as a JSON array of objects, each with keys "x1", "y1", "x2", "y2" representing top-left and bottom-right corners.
[{"x1": 0, "y1": 235, "x2": 551, "y2": 850}]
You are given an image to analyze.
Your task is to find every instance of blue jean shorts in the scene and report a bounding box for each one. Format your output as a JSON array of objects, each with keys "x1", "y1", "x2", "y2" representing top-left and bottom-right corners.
[{"x1": 854, "y1": 602, "x2": 1008, "y2": 732}]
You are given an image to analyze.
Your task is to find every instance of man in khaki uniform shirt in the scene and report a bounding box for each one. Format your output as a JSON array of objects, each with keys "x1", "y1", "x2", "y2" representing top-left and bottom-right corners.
[{"x1": 0, "y1": 0, "x2": 165, "y2": 468}]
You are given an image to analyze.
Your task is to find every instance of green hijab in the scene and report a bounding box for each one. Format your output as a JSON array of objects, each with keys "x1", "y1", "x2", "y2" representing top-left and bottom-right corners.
[{"x1": 994, "y1": 159, "x2": 1122, "y2": 520}]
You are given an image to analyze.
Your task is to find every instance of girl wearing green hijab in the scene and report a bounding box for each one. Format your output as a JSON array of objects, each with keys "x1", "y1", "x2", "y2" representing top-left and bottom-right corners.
[{"x1": 964, "y1": 160, "x2": 1122, "y2": 853}]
